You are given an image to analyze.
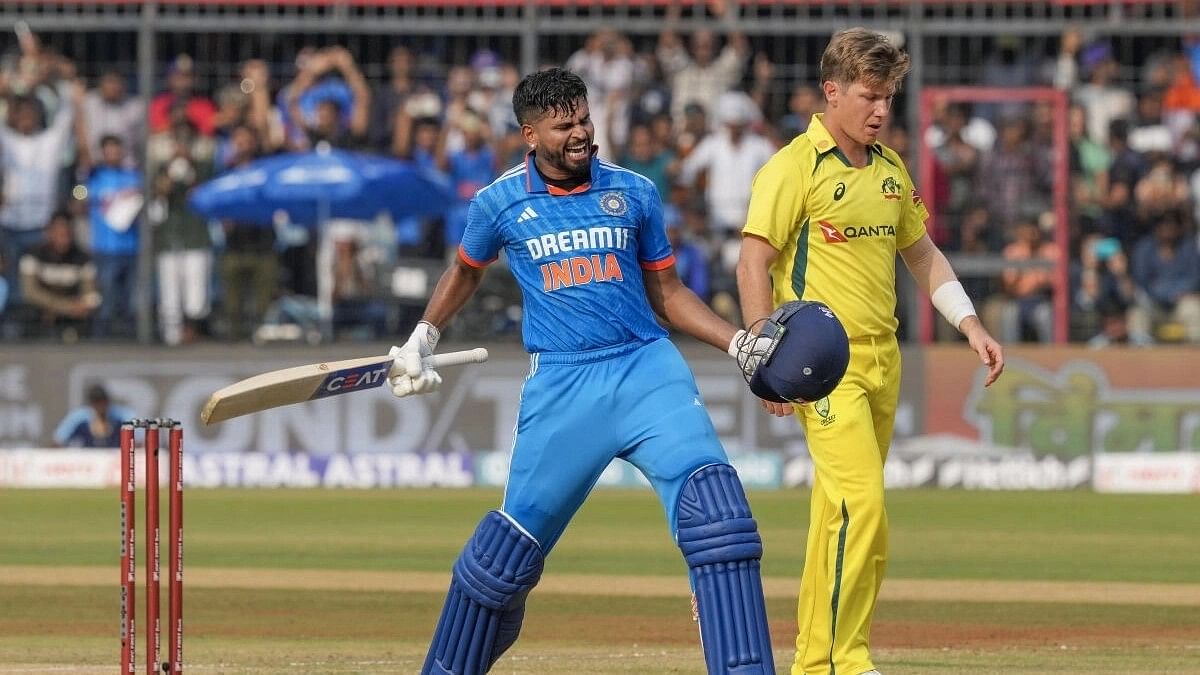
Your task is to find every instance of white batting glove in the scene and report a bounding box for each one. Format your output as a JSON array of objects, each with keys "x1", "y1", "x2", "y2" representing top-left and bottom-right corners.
[
  {"x1": 727, "y1": 329, "x2": 774, "y2": 379},
  {"x1": 388, "y1": 321, "x2": 442, "y2": 398}
]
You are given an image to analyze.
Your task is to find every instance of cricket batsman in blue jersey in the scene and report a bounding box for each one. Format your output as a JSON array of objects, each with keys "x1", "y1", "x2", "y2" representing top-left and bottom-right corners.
[{"x1": 387, "y1": 68, "x2": 778, "y2": 674}]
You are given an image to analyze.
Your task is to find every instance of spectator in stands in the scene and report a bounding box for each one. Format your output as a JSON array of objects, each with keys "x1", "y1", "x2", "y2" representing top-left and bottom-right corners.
[
  {"x1": 1162, "y1": 49, "x2": 1200, "y2": 116},
  {"x1": 149, "y1": 54, "x2": 217, "y2": 137},
  {"x1": 18, "y1": 211, "x2": 99, "y2": 341},
  {"x1": 678, "y1": 91, "x2": 775, "y2": 238},
  {"x1": 485, "y1": 62, "x2": 527, "y2": 167},
  {"x1": 148, "y1": 139, "x2": 213, "y2": 345},
  {"x1": 1074, "y1": 41, "x2": 1135, "y2": 144},
  {"x1": 778, "y1": 85, "x2": 822, "y2": 141},
  {"x1": 628, "y1": 50, "x2": 672, "y2": 128},
  {"x1": 932, "y1": 105, "x2": 983, "y2": 230},
  {"x1": 1087, "y1": 297, "x2": 1140, "y2": 349},
  {"x1": 567, "y1": 30, "x2": 635, "y2": 159},
  {"x1": 977, "y1": 116, "x2": 1050, "y2": 233},
  {"x1": 1102, "y1": 119, "x2": 1148, "y2": 245},
  {"x1": 748, "y1": 53, "x2": 788, "y2": 135},
  {"x1": 392, "y1": 114, "x2": 447, "y2": 257},
  {"x1": 981, "y1": 35, "x2": 1040, "y2": 120},
  {"x1": 53, "y1": 384, "x2": 133, "y2": 448},
  {"x1": 437, "y1": 110, "x2": 497, "y2": 250},
  {"x1": 438, "y1": 65, "x2": 479, "y2": 153},
  {"x1": 657, "y1": 3, "x2": 749, "y2": 123},
  {"x1": 987, "y1": 215, "x2": 1058, "y2": 342},
  {"x1": 924, "y1": 100, "x2": 996, "y2": 154},
  {"x1": 1075, "y1": 233, "x2": 1141, "y2": 345},
  {"x1": 618, "y1": 123, "x2": 676, "y2": 200},
  {"x1": 1129, "y1": 209, "x2": 1200, "y2": 343},
  {"x1": 148, "y1": 112, "x2": 216, "y2": 183},
  {"x1": 219, "y1": 125, "x2": 279, "y2": 340},
  {"x1": 676, "y1": 101, "x2": 710, "y2": 158},
  {"x1": 283, "y1": 46, "x2": 371, "y2": 150},
  {"x1": 213, "y1": 59, "x2": 283, "y2": 169},
  {"x1": 1129, "y1": 89, "x2": 1173, "y2": 154},
  {"x1": 328, "y1": 220, "x2": 387, "y2": 340},
  {"x1": 1048, "y1": 27, "x2": 1083, "y2": 90},
  {"x1": 1134, "y1": 153, "x2": 1189, "y2": 235},
  {"x1": 87, "y1": 135, "x2": 142, "y2": 338},
  {"x1": 78, "y1": 69, "x2": 144, "y2": 172},
  {"x1": 0, "y1": 77, "x2": 80, "y2": 299},
  {"x1": 1069, "y1": 103, "x2": 1110, "y2": 233},
  {"x1": 465, "y1": 50, "x2": 511, "y2": 136},
  {"x1": 368, "y1": 45, "x2": 419, "y2": 154},
  {"x1": 665, "y1": 205, "x2": 710, "y2": 303}
]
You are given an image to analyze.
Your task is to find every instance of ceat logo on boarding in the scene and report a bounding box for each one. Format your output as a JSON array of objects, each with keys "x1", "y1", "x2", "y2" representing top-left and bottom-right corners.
[{"x1": 312, "y1": 363, "x2": 391, "y2": 399}]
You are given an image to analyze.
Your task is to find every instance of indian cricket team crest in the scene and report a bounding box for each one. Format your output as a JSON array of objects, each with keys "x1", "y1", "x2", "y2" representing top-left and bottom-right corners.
[
  {"x1": 599, "y1": 191, "x2": 628, "y2": 216},
  {"x1": 880, "y1": 176, "x2": 903, "y2": 200},
  {"x1": 815, "y1": 396, "x2": 836, "y2": 426}
]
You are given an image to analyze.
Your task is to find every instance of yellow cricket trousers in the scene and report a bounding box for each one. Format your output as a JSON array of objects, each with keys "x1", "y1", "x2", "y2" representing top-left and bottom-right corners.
[{"x1": 791, "y1": 335, "x2": 901, "y2": 675}]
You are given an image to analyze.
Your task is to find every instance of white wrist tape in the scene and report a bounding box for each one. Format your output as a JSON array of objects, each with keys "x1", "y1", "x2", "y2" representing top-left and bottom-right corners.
[
  {"x1": 727, "y1": 330, "x2": 748, "y2": 360},
  {"x1": 930, "y1": 281, "x2": 977, "y2": 330}
]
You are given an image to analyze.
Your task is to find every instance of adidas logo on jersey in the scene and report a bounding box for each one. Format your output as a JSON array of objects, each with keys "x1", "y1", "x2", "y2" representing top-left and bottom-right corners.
[{"x1": 516, "y1": 206, "x2": 539, "y2": 223}]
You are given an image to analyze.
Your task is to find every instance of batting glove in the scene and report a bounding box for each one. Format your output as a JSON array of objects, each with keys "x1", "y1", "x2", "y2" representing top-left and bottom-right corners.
[
  {"x1": 389, "y1": 321, "x2": 442, "y2": 398},
  {"x1": 727, "y1": 329, "x2": 774, "y2": 379}
]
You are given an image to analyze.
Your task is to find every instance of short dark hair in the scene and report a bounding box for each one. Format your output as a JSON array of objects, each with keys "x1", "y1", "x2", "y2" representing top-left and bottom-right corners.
[
  {"x1": 86, "y1": 384, "x2": 110, "y2": 404},
  {"x1": 100, "y1": 134, "x2": 124, "y2": 148},
  {"x1": 512, "y1": 68, "x2": 588, "y2": 126},
  {"x1": 1108, "y1": 118, "x2": 1130, "y2": 144}
]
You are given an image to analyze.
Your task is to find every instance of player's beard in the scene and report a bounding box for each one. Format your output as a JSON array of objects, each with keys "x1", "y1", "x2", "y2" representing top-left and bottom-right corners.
[{"x1": 544, "y1": 138, "x2": 592, "y2": 181}]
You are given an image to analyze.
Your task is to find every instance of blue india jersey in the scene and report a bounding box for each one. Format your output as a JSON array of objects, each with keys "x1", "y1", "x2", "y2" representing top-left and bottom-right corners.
[{"x1": 459, "y1": 152, "x2": 674, "y2": 353}]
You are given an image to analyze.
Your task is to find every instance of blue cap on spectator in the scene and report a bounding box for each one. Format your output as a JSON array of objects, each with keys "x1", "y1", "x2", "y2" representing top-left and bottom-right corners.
[
  {"x1": 1081, "y1": 42, "x2": 1113, "y2": 74},
  {"x1": 166, "y1": 54, "x2": 194, "y2": 77},
  {"x1": 471, "y1": 49, "x2": 500, "y2": 70}
]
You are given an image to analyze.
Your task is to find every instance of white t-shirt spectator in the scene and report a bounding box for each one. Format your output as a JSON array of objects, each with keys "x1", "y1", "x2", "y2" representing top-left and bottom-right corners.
[
  {"x1": 83, "y1": 91, "x2": 145, "y2": 164},
  {"x1": 566, "y1": 45, "x2": 634, "y2": 158},
  {"x1": 0, "y1": 88, "x2": 75, "y2": 232},
  {"x1": 679, "y1": 126, "x2": 775, "y2": 235}
]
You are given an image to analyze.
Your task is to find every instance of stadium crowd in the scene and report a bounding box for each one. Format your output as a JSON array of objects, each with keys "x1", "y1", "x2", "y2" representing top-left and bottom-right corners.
[{"x1": 1, "y1": 22, "x2": 1199, "y2": 347}]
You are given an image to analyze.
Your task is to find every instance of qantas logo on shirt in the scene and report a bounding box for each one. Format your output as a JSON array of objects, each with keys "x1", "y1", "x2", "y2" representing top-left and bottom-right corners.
[
  {"x1": 818, "y1": 220, "x2": 848, "y2": 243},
  {"x1": 818, "y1": 220, "x2": 896, "y2": 243}
]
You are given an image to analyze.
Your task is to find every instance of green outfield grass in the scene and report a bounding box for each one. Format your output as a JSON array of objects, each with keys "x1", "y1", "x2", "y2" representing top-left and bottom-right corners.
[{"x1": 1, "y1": 488, "x2": 1198, "y2": 673}]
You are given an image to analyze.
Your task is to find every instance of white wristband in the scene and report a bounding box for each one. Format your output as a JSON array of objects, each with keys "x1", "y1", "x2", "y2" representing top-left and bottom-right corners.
[
  {"x1": 727, "y1": 329, "x2": 747, "y2": 360},
  {"x1": 930, "y1": 281, "x2": 977, "y2": 331}
]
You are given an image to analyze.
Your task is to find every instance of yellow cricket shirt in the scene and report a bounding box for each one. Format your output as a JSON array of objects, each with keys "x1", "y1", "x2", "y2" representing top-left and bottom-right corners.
[{"x1": 742, "y1": 113, "x2": 929, "y2": 339}]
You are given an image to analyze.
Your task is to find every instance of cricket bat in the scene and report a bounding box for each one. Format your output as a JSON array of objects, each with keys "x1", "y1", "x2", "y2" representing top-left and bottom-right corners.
[{"x1": 200, "y1": 348, "x2": 489, "y2": 425}]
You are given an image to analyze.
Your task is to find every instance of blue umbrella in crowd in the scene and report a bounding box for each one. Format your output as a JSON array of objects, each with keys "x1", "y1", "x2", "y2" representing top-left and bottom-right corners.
[{"x1": 189, "y1": 144, "x2": 452, "y2": 227}]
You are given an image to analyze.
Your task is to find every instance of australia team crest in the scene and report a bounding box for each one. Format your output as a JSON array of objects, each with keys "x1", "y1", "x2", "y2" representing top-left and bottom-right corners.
[{"x1": 599, "y1": 192, "x2": 628, "y2": 216}]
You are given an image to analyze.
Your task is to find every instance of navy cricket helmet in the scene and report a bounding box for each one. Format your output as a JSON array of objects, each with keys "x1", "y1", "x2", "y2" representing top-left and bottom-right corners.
[{"x1": 746, "y1": 301, "x2": 850, "y2": 403}]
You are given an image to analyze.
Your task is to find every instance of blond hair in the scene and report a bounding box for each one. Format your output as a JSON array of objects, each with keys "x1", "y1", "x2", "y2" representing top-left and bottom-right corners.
[{"x1": 819, "y1": 28, "x2": 911, "y2": 90}]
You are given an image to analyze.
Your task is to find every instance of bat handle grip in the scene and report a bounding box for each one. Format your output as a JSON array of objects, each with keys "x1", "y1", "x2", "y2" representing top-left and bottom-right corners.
[{"x1": 428, "y1": 348, "x2": 489, "y2": 368}]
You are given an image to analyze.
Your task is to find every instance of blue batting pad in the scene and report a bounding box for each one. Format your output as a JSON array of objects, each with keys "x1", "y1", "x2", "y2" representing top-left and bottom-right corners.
[
  {"x1": 676, "y1": 464, "x2": 775, "y2": 674},
  {"x1": 423, "y1": 511, "x2": 544, "y2": 675}
]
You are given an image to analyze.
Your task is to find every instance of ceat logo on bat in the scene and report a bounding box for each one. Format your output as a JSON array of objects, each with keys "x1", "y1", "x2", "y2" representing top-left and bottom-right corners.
[{"x1": 312, "y1": 363, "x2": 391, "y2": 399}]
